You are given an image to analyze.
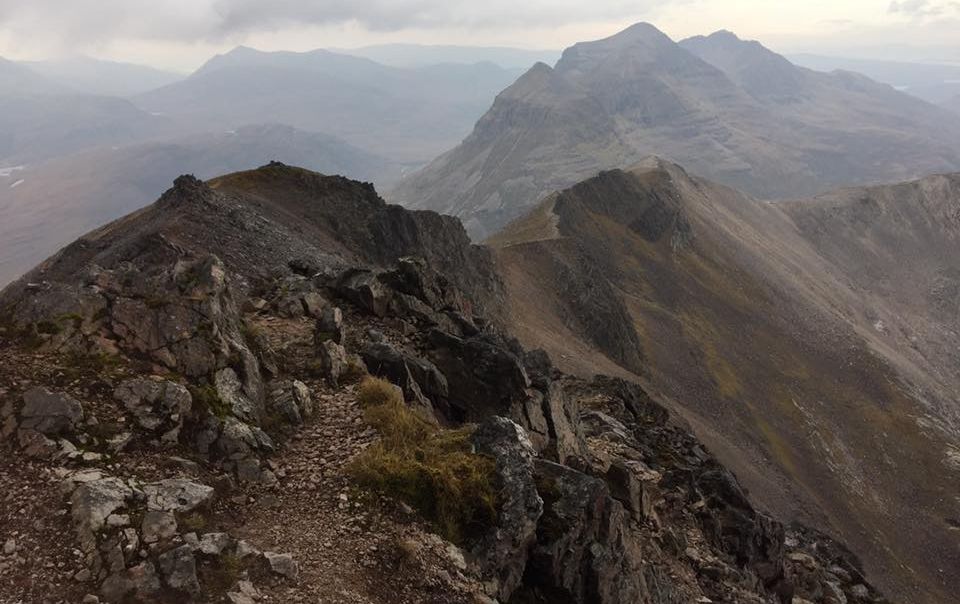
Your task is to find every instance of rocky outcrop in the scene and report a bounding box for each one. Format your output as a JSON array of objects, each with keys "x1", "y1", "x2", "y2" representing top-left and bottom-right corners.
[
  {"x1": 469, "y1": 417, "x2": 543, "y2": 600},
  {"x1": 63, "y1": 470, "x2": 297, "y2": 603},
  {"x1": 114, "y1": 378, "x2": 191, "y2": 445}
]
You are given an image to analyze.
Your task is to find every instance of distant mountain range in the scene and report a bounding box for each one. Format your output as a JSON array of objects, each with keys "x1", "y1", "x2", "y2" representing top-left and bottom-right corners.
[
  {"x1": 789, "y1": 53, "x2": 960, "y2": 103},
  {"x1": 134, "y1": 46, "x2": 521, "y2": 163},
  {"x1": 392, "y1": 24, "x2": 960, "y2": 238},
  {"x1": 23, "y1": 56, "x2": 183, "y2": 97},
  {"x1": 331, "y1": 43, "x2": 559, "y2": 68}
]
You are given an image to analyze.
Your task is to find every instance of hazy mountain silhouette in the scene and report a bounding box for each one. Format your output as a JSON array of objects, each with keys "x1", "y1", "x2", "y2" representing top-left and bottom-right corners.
[
  {"x1": 392, "y1": 24, "x2": 960, "y2": 239},
  {"x1": 135, "y1": 46, "x2": 521, "y2": 164},
  {"x1": 24, "y1": 56, "x2": 183, "y2": 97}
]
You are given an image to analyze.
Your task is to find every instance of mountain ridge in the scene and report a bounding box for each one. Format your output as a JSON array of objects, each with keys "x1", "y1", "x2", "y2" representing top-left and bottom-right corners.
[{"x1": 391, "y1": 23, "x2": 960, "y2": 239}]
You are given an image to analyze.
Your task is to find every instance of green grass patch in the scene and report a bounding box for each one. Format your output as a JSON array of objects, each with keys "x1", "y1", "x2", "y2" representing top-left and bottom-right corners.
[{"x1": 349, "y1": 377, "x2": 498, "y2": 544}]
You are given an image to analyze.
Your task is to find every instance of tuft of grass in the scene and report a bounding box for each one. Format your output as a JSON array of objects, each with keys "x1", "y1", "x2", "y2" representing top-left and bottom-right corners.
[
  {"x1": 356, "y1": 377, "x2": 402, "y2": 409},
  {"x1": 349, "y1": 378, "x2": 498, "y2": 544},
  {"x1": 179, "y1": 512, "x2": 208, "y2": 533},
  {"x1": 190, "y1": 385, "x2": 231, "y2": 419}
]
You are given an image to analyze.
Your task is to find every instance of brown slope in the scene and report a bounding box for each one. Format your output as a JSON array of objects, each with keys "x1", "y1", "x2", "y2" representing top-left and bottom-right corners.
[
  {"x1": 391, "y1": 23, "x2": 960, "y2": 240},
  {"x1": 490, "y1": 159, "x2": 960, "y2": 604}
]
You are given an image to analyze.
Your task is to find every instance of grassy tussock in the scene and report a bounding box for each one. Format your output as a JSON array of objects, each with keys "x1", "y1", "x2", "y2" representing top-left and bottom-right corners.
[{"x1": 349, "y1": 377, "x2": 498, "y2": 544}]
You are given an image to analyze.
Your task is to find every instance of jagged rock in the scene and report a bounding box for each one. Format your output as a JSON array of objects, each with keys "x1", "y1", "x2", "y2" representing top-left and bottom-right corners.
[
  {"x1": 268, "y1": 380, "x2": 313, "y2": 425},
  {"x1": 263, "y1": 552, "x2": 299, "y2": 581},
  {"x1": 198, "y1": 532, "x2": 233, "y2": 556},
  {"x1": 520, "y1": 460, "x2": 647, "y2": 604},
  {"x1": 20, "y1": 387, "x2": 83, "y2": 436},
  {"x1": 215, "y1": 367, "x2": 258, "y2": 422},
  {"x1": 143, "y1": 479, "x2": 215, "y2": 513},
  {"x1": 301, "y1": 292, "x2": 327, "y2": 319},
  {"x1": 100, "y1": 562, "x2": 161, "y2": 603},
  {"x1": 361, "y1": 339, "x2": 447, "y2": 411},
  {"x1": 316, "y1": 306, "x2": 344, "y2": 344},
  {"x1": 540, "y1": 381, "x2": 585, "y2": 464},
  {"x1": 605, "y1": 459, "x2": 653, "y2": 520},
  {"x1": 114, "y1": 378, "x2": 191, "y2": 445},
  {"x1": 158, "y1": 544, "x2": 201, "y2": 595},
  {"x1": 235, "y1": 540, "x2": 261, "y2": 560},
  {"x1": 336, "y1": 269, "x2": 393, "y2": 317},
  {"x1": 426, "y1": 329, "x2": 530, "y2": 421},
  {"x1": 317, "y1": 340, "x2": 349, "y2": 387},
  {"x1": 141, "y1": 511, "x2": 178, "y2": 544},
  {"x1": 382, "y1": 256, "x2": 473, "y2": 318},
  {"x1": 695, "y1": 466, "x2": 788, "y2": 594},
  {"x1": 70, "y1": 478, "x2": 134, "y2": 553},
  {"x1": 470, "y1": 417, "x2": 543, "y2": 601}
]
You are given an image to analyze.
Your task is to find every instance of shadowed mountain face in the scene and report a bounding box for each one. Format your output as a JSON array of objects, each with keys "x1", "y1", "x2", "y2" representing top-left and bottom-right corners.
[
  {"x1": 0, "y1": 125, "x2": 395, "y2": 288},
  {"x1": 135, "y1": 46, "x2": 521, "y2": 164},
  {"x1": 490, "y1": 160, "x2": 960, "y2": 603},
  {"x1": 391, "y1": 24, "x2": 960, "y2": 239}
]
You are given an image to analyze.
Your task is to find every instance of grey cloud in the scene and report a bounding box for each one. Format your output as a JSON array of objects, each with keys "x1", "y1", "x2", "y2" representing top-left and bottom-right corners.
[
  {"x1": 0, "y1": 0, "x2": 661, "y2": 46},
  {"x1": 211, "y1": 0, "x2": 657, "y2": 33},
  {"x1": 888, "y1": 0, "x2": 960, "y2": 17}
]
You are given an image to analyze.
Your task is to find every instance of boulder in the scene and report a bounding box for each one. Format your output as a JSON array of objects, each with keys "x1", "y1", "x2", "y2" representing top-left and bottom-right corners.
[
  {"x1": 141, "y1": 511, "x2": 178, "y2": 544},
  {"x1": 361, "y1": 339, "x2": 448, "y2": 411},
  {"x1": 197, "y1": 532, "x2": 233, "y2": 556},
  {"x1": 426, "y1": 329, "x2": 530, "y2": 421},
  {"x1": 301, "y1": 292, "x2": 327, "y2": 319},
  {"x1": 100, "y1": 562, "x2": 161, "y2": 603},
  {"x1": 336, "y1": 269, "x2": 393, "y2": 318},
  {"x1": 114, "y1": 378, "x2": 191, "y2": 444},
  {"x1": 143, "y1": 479, "x2": 215, "y2": 514},
  {"x1": 20, "y1": 387, "x2": 84, "y2": 436},
  {"x1": 268, "y1": 380, "x2": 314, "y2": 425},
  {"x1": 316, "y1": 306, "x2": 344, "y2": 344},
  {"x1": 158, "y1": 544, "x2": 200, "y2": 595},
  {"x1": 470, "y1": 417, "x2": 543, "y2": 601},
  {"x1": 317, "y1": 340, "x2": 349, "y2": 387},
  {"x1": 263, "y1": 552, "x2": 299, "y2": 581},
  {"x1": 70, "y1": 477, "x2": 134, "y2": 553}
]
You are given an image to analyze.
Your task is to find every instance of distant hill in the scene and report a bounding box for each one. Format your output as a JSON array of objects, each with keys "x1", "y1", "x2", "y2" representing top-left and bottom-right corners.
[
  {"x1": 392, "y1": 24, "x2": 960, "y2": 239},
  {"x1": 135, "y1": 46, "x2": 520, "y2": 164},
  {"x1": 789, "y1": 52, "x2": 960, "y2": 103},
  {"x1": 0, "y1": 93, "x2": 166, "y2": 165},
  {"x1": 0, "y1": 124, "x2": 395, "y2": 286},
  {"x1": 0, "y1": 56, "x2": 65, "y2": 95},
  {"x1": 333, "y1": 43, "x2": 560, "y2": 69},
  {"x1": 24, "y1": 56, "x2": 183, "y2": 97}
]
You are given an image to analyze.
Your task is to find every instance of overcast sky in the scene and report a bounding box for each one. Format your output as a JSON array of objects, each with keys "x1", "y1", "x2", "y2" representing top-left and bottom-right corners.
[{"x1": 0, "y1": 0, "x2": 958, "y2": 71}]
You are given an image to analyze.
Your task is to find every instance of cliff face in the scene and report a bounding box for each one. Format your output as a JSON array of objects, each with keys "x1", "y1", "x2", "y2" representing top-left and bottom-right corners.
[
  {"x1": 492, "y1": 159, "x2": 960, "y2": 604},
  {"x1": 0, "y1": 164, "x2": 886, "y2": 604}
]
